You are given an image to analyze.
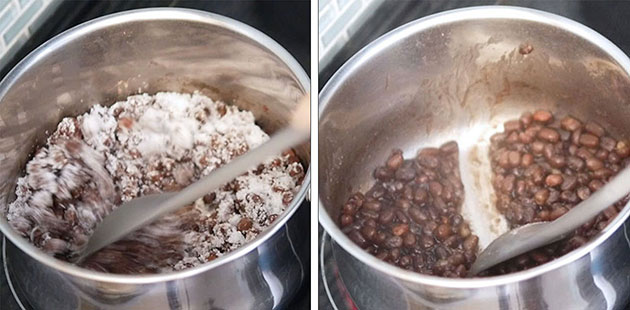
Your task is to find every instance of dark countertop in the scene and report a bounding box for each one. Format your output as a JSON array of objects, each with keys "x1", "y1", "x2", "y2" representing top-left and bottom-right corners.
[
  {"x1": 0, "y1": 1, "x2": 310, "y2": 309},
  {"x1": 318, "y1": 1, "x2": 630, "y2": 309}
]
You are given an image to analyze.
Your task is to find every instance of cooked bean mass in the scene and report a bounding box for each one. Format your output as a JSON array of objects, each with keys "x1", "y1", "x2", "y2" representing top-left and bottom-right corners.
[
  {"x1": 340, "y1": 143, "x2": 478, "y2": 277},
  {"x1": 339, "y1": 109, "x2": 630, "y2": 278},
  {"x1": 485, "y1": 110, "x2": 629, "y2": 275}
]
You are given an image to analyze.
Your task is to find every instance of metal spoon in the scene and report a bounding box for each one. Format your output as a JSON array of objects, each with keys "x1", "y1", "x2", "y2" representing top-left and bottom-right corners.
[
  {"x1": 76, "y1": 95, "x2": 310, "y2": 263},
  {"x1": 469, "y1": 165, "x2": 630, "y2": 276}
]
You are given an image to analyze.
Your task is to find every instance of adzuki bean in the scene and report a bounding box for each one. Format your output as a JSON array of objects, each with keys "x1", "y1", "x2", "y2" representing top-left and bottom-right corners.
[
  {"x1": 485, "y1": 110, "x2": 629, "y2": 276},
  {"x1": 340, "y1": 144, "x2": 477, "y2": 277}
]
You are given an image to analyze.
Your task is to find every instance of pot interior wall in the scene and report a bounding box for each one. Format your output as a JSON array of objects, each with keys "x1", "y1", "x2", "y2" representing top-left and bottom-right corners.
[
  {"x1": 0, "y1": 17, "x2": 309, "y2": 215},
  {"x1": 319, "y1": 18, "x2": 630, "y2": 222}
]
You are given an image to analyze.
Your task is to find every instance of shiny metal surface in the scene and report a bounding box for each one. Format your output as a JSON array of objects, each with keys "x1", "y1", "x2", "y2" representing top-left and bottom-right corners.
[
  {"x1": 320, "y1": 231, "x2": 410, "y2": 310},
  {"x1": 319, "y1": 6, "x2": 630, "y2": 310},
  {"x1": 0, "y1": 8, "x2": 310, "y2": 310}
]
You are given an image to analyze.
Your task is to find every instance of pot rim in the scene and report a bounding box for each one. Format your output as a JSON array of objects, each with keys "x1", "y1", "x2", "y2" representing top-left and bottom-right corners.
[
  {"x1": 319, "y1": 5, "x2": 630, "y2": 289},
  {"x1": 0, "y1": 7, "x2": 311, "y2": 284}
]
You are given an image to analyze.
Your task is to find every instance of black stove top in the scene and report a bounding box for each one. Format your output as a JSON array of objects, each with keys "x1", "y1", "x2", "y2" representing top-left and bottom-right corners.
[
  {"x1": 318, "y1": 1, "x2": 630, "y2": 309},
  {"x1": 0, "y1": 1, "x2": 310, "y2": 309}
]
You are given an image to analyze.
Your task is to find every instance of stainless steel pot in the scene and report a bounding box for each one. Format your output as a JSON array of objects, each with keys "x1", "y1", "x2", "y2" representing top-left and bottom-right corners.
[
  {"x1": 319, "y1": 6, "x2": 630, "y2": 310},
  {"x1": 0, "y1": 8, "x2": 310, "y2": 310}
]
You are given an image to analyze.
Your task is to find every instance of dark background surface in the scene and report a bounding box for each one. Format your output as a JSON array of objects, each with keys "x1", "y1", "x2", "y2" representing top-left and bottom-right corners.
[
  {"x1": 0, "y1": 1, "x2": 310, "y2": 309},
  {"x1": 318, "y1": 1, "x2": 630, "y2": 309}
]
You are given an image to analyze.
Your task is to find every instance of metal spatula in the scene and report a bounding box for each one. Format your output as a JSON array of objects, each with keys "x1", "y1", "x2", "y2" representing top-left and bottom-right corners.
[{"x1": 76, "y1": 95, "x2": 310, "y2": 263}]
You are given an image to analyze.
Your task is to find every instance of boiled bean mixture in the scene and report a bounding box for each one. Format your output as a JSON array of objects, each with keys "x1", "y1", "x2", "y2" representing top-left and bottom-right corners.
[
  {"x1": 485, "y1": 111, "x2": 629, "y2": 275},
  {"x1": 340, "y1": 110, "x2": 629, "y2": 277},
  {"x1": 340, "y1": 142, "x2": 478, "y2": 277}
]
